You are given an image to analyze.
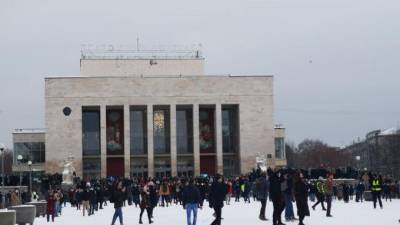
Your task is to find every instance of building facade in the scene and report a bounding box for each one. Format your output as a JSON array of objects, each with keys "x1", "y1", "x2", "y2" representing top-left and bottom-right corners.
[
  {"x1": 44, "y1": 48, "x2": 277, "y2": 179},
  {"x1": 344, "y1": 128, "x2": 400, "y2": 179}
]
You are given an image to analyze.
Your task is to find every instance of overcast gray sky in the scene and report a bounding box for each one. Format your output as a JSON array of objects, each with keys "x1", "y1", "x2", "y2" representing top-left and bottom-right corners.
[{"x1": 1, "y1": 0, "x2": 399, "y2": 148}]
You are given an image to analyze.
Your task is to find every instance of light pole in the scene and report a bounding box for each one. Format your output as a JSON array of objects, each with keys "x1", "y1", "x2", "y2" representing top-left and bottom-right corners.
[
  {"x1": 28, "y1": 160, "x2": 32, "y2": 194},
  {"x1": 17, "y1": 154, "x2": 23, "y2": 202},
  {"x1": 0, "y1": 143, "x2": 5, "y2": 209},
  {"x1": 356, "y1": 155, "x2": 361, "y2": 178}
]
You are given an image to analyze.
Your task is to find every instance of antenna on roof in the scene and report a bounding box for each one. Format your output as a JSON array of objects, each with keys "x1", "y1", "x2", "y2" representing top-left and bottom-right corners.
[{"x1": 137, "y1": 37, "x2": 140, "y2": 51}]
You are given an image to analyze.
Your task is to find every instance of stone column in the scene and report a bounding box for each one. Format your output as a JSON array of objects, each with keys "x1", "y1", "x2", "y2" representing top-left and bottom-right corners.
[
  {"x1": 147, "y1": 105, "x2": 154, "y2": 177},
  {"x1": 124, "y1": 104, "x2": 130, "y2": 178},
  {"x1": 170, "y1": 104, "x2": 177, "y2": 177},
  {"x1": 193, "y1": 104, "x2": 200, "y2": 176},
  {"x1": 215, "y1": 104, "x2": 223, "y2": 174},
  {"x1": 100, "y1": 105, "x2": 107, "y2": 178}
]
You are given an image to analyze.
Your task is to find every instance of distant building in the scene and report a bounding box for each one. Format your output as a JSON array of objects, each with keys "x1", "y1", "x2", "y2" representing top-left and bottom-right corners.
[
  {"x1": 12, "y1": 129, "x2": 46, "y2": 174},
  {"x1": 344, "y1": 127, "x2": 400, "y2": 178},
  {"x1": 14, "y1": 45, "x2": 286, "y2": 179}
]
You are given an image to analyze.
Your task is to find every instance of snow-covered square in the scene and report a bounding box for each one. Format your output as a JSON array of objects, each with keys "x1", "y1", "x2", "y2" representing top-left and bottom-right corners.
[{"x1": 34, "y1": 199, "x2": 399, "y2": 225}]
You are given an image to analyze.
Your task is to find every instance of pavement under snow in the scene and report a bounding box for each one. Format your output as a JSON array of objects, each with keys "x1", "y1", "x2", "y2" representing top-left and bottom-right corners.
[{"x1": 34, "y1": 199, "x2": 399, "y2": 225}]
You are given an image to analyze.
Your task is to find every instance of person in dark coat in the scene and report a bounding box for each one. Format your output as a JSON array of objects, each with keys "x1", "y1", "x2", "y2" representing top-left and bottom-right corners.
[
  {"x1": 81, "y1": 187, "x2": 91, "y2": 216},
  {"x1": 283, "y1": 173, "x2": 295, "y2": 221},
  {"x1": 97, "y1": 186, "x2": 105, "y2": 209},
  {"x1": 46, "y1": 191, "x2": 56, "y2": 222},
  {"x1": 209, "y1": 174, "x2": 228, "y2": 225},
  {"x1": 256, "y1": 172, "x2": 269, "y2": 221},
  {"x1": 268, "y1": 168, "x2": 286, "y2": 225},
  {"x1": 197, "y1": 182, "x2": 207, "y2": 207},
  {"x1": 294, "y1": 172, "x2": 310, "y2": 225},
  {"x1": 132, "y1": 183, "x2": 141, "y2": 207},
  {"x1": 342, "y1": 183, "x2": 349, "y2": 203},
  {"x1": 148, "y1": 181, "x2": 158, "y2": 219},
  {"x1": 182, "y1": 179, "x2": 202, "y2": 225},
  {"x1": 139, "y1": 189, "x2": 153, "y2": 224},
  {"x1": 89, "y1": 188, "x2": 97, "y2": 216},
  {"x1": 111, "y1": 181, "x2": 126, "y2": 225},
  {"x1": 355, "y1": 182, "x2": 365, "y2": 202}
]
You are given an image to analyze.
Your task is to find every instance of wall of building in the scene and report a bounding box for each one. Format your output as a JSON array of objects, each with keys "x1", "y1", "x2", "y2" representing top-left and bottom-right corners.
[
  {"x1": 80, "y1": 59, "x2": 204, "y2": 77},
  {"x1": 13, "y1": 132, "x2": 45, "y2": 143},
  {"x1": 45, "y1": 75, "x2": 274, "y2": 177}
]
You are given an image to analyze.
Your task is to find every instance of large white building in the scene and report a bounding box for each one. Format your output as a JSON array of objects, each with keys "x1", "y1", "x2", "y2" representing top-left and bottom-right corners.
[{"x1": 41, "y1": 46, "x2": 283, "y2": 179}]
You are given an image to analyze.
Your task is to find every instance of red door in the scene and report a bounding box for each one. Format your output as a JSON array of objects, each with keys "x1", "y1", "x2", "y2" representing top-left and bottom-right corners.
[
  {"x1": 107, "y1": 158, "x2": 124, "y2": 177},
  {"x1": 200, "y1": 155, "x2": 216, "y2": 175}
]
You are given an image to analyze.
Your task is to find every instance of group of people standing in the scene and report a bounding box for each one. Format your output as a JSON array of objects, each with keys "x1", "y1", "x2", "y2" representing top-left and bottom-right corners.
[{"x1": 11, "y1": 168, "x2": 394, "y2": 225}]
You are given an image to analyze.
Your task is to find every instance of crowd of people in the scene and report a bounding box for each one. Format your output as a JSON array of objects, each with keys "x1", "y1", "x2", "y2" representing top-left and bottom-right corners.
[{"x1": 0, "y1": 168, "x2": 398, "y2": 225}]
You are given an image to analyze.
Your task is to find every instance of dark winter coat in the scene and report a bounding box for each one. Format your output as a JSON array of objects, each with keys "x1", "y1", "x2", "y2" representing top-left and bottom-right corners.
[
  {"x1": 149, "y1": 186, "x2": 158, "y2": 208},
  {"x1": 182, "y1": 184, "x2": 201, "y2": 207},
  {"x1": 209, "y1": 181, "x2": 228, "y2": 208},
  {"x1": 294, "y1": 179, "x2": 310, "y2": 217},
  {"x1": 256, "y1": 176, "x2": 269, "y2": 200},
  {"x1": 139, "y1": 192, "x2": 150, "y2": 209},
  {"x1": 81, "y1": 190, "x2": 90, "y2": 201},
  {"x1": 113, "y1": 189, "x2": 124, "y2": 208},
  {"x1": 46, "y1": 196, "x2": 55, "y2": 214},
  {"x1": 269, "y1": 174, "x2": 284, "y2": 202}
]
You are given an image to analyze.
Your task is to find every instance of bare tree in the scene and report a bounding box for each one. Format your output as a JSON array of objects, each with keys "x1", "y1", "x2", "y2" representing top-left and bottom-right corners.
[{"x1": 0, "y1": 149, "x2": 13, "y2": 174}]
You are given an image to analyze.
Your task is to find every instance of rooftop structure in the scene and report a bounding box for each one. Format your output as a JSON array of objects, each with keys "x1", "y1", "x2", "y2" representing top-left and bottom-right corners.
[{"x1": 80, "y1": 44, "x2": 203, "y2": 60}]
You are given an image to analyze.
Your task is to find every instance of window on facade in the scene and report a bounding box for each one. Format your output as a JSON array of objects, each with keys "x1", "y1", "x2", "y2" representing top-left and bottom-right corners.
[
  {"x1": 14, "y1": 142, "x2": 45, "y2": 164},
  {"x1": 154, "y1": 157, "x2": 171, "y2": 178},
  {"x1": 130, "y1": 107, "x2": 147, "y2": 155},
  {"x1": 199, "y1": 106, "x2": 215, "y2": 153},
  {"x1": 275, "y1": 137, "x2": 285, "y2": 159},
  {"x1": 130, "y1": 158, "x2": 148, "y2": 178},
  {"x1": 106, "y1": 108, "x2": 124, "y2": 155},
  {"x1": 176, "y1": 106, "x2": 193, "y2": 154},
  {"x1": 82, "y1": 109, "x2": 101, "y2": 156},
  {"x1": 222, "y1": 105, "x2": 239, "y2": 153},
  {"x1": 83, "y1": 158, "x2": 101, "y2": 180},
  {"x1": 153, "y1": 106, "x2": 170, "y2": 154},
  {"x1": 223, "y1": 156, "x2": 239, "y2": 176},
  {"x1": 177, "y1": 156, "x2": 194, "y2": 177}
]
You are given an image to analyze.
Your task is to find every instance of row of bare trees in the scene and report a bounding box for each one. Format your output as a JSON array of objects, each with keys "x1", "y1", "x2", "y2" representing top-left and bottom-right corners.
[{"x1": 286, "y1": 139, "x2": 353, "y2": 169}]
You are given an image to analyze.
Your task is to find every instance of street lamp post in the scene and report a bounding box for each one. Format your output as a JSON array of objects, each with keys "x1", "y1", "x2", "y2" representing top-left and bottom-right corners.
[
  {"x1": 17, "y1": 154, "x2": 23, "y2": 202},
  {"x1": 0, "y1": 143, "x2": 5, "y2": 209},
  {"x1": 355, "y1": 155, "x2": 361, "y2": 179},
  {"x1": 28, "y1": 161, "x2": 32, "y2": 194}
]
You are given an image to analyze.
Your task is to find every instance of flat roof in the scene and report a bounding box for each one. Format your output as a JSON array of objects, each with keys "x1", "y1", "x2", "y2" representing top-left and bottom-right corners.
[
  {"x1": 81, "y1": 45, "x2": 204, "y2": 60},
  {"x1": 45, "y1": 74, "x2": 273, "y2": 80},
  {"x1": 13, "y1": 128, "x2": 46, "y2": 134}
]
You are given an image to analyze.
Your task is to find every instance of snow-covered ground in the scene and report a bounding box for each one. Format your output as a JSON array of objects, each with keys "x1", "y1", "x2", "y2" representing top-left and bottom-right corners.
[{"x1": 34, "y1": 199, "x2": 399, "y2": 225}]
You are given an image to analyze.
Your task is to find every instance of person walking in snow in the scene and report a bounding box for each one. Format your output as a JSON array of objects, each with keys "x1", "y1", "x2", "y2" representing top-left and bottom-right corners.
[
  {"x1": 139, "y1": 187, "x2": 152, "y2": 224},
  {"x1": 256, "y1": 172, "x2": 269, "y2": 221},
  {"x1": 370, "y1": 175, "x2": 383, "y2": 209},
  {"x1": 294, "y1": 172, "x2": 310, "y2": 225},
  {"x1": 269, "y1": 168, "x2": 286, "y2": 225},
  {"x1": 182, "y1": 178, "x2": 202, "y2": 225},
  {"x1": 324, "y1": 174, "x2": 334, "y2": 217},
  {"x1": 311, "y1": 177, "x2": 326, "y2": 211},
  {"x1": 111, "y1": 181, "x2": 126, "y2": 225},
  {"x1": 209, "y1": 174, "x2": 228, "y2": 225}
]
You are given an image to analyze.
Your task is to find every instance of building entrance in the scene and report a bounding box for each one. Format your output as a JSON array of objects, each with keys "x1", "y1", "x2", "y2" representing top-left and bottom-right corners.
[{"x1": 107, "y1": 158, "x2": 124, "y2": 177}]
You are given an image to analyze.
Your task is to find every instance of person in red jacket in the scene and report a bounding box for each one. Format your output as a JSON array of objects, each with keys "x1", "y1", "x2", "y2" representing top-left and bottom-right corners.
[
  {"x1": 46, "y1": 190, "x2": 56, "y2": 222},
  {"x1": 225, "y1": 180, "x2": 233, "y2": 205}
]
